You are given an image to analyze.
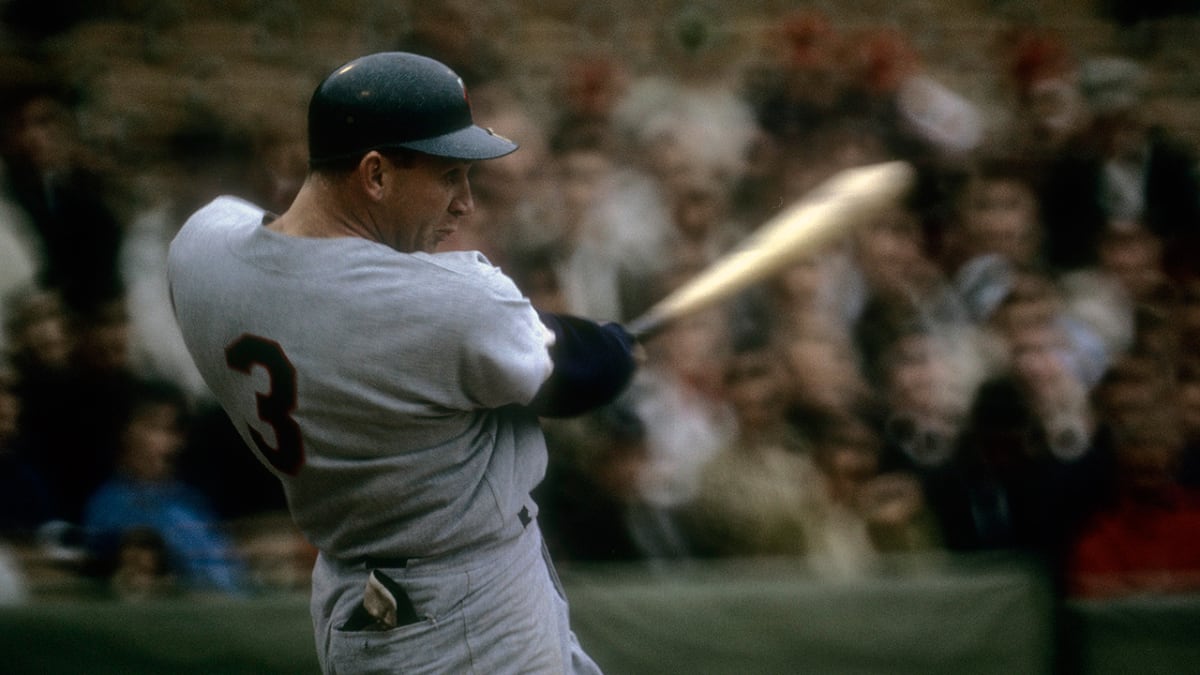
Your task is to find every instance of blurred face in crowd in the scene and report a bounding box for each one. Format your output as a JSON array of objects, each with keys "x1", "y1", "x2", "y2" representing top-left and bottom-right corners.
[
  {"x1": 725, "y1": 347, "x2": 788, "y2": 436},
  {"x1": 883, "y1": 331, "x2": 943, "y2": 417},
  {"x1": 1009, "y1": 321, "x2": 1072, "y2": 393},
  {"x1": 825, "y1": 447, "x2": 878, "y2": 507},
  {"x1": 469, "y1": 104, "x2": 546, "y2": 213},
  {"x1": 1096, "y1": 355, "x2": 1171, "y2": 430},
  {"x1": 1115, "y1": 427, "x2": 1182, "y2": 500},
  {"x1": 816, "y1": 423, "x2": 881, "y2": 507},
  {"x1": 992, "y1": 272, "x2": 1060, "y2": 340},
  {"x1": 3, "y1": 95, "x2": 74, "y2": 173},
  {"x1": 782, "y1": 322, "x2": 866, "y2": 414},
  {"x1": 557, "y1": 147, "x2": 613, "y2": 239},
  {"x1": 855, "y1": 214, "x2": 933, "y2": 299},
  {"x1": 774, "y1": 256, "x2": 825, "y2": 305},
  {"x1": 1097, "y1": 229, "x2": 1164, "y2": 301},
  {"x1": 9, "y1": 293, "x2": 73, "y2": 370},
  {"x1": 1094, "y1": 110, "x2": 1148, "y2": 162},
  {"x1": 669, "y1": 171, "x2": 727, "y2": 241},
  {"x1": 655, "y1": 309, "x2": 729, "y2": 398},
  {"x1": 962, "y1": 177, "x2": 1040, "y2": 265},
  {"x1": 120, "y1": 403, "x2": 185, "y2": 484},
  {"x1": 1025, "y1": 78, "x2": 1085, "y2": 144},
  {"x1": 73, "y1": 306, "x2": 132, "y2": 373}
]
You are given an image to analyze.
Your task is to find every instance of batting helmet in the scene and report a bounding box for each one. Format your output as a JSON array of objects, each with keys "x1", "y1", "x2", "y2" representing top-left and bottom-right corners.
[{"x1": 307, "y1": 52, "x2": 518, "y2": 164}]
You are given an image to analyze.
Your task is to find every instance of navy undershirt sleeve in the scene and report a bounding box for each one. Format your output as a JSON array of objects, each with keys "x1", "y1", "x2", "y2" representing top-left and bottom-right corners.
[{"x1": 528, "y1": 312, "x2": 638, "y2": 418}]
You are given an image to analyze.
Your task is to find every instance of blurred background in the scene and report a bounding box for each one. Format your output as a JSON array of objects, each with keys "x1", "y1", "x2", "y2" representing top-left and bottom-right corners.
[{"x1": 0, "y1": 0, "x2": 1199, "y2": 673}]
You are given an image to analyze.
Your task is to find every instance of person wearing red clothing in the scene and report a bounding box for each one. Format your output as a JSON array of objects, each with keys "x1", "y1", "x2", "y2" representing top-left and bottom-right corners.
[{"x1": 1068, "y1": 408, "x2": 1200, "y2": 598}]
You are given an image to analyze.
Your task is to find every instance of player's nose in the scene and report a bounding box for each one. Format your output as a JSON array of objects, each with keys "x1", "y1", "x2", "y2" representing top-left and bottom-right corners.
[{"x1": 450, "y1": 182, "x2": 474, "y2": 216}]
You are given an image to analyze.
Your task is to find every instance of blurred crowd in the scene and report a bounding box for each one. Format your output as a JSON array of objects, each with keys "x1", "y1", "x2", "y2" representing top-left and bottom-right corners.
[{"x1": 1, "y1": 2, "x2": 1199, "y2": 604}]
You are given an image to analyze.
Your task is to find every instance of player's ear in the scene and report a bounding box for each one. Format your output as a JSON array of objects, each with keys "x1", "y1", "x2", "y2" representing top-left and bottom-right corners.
[{"x1": 357, "y1": 151, "x2": 388, "y2": 201}]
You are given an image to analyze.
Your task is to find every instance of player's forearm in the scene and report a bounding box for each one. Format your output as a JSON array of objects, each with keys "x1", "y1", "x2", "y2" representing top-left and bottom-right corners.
[{"x1": 528, "y1": 312, "x2": 638, "y2": 418}]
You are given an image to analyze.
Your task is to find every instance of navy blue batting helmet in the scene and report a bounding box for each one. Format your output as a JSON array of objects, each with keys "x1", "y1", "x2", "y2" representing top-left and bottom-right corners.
[{"x1": 307, "y1": 52, "x2": 518, "y2": 164}]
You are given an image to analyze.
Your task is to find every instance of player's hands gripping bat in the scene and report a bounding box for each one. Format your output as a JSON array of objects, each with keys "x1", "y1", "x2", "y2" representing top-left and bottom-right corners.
[{"x1": 626, "y1": 160, "x2": 917, "y2": 340}]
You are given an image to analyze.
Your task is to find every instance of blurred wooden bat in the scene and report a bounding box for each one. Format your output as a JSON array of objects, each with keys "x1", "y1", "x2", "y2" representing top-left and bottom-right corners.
[{"x1": 627, "y1": 160, "x2": 917, "y2": 340}]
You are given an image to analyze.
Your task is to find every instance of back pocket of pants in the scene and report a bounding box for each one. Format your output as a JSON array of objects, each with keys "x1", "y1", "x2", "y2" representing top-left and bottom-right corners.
[{"x1": 330, "y1": 600, "x2": 468, "y2": 675}]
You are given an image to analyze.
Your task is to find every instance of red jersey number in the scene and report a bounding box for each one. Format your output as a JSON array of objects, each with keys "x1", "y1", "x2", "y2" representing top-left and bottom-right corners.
[{"x1": 225, "y1": 334, "x2": 305, "y2": 475}]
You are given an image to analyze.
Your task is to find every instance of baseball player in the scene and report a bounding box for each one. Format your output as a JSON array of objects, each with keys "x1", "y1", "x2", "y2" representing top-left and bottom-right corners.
[{"x1": 167, "y1": 52, "x2": 638, "y2": 674}]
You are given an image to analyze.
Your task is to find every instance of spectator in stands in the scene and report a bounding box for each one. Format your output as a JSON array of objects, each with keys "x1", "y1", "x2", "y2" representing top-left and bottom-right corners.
[
  {"x1": 922, "y1": 377, "x2": 1073, "y2": 559},
  {"x1": 839, "y1": 25, "x2": 983, "y2": 162},
  {"x1": 993, "y1": 277, "x2": 1099, "y2": 462},
  {"x1": 948, "y1": 158, "x2": 1045, "y2": 273},
  {"x1": 83, "y1": 378, "x2": 249, "y2": 595},
  {"x1": 508, "y1": 136, "x2": 633, "y2": 322},
  {"x1": 680, "y1": 335, "x2": 818, "y2": 558},
  {"x1": 107, "y1": 526, "x2": 176, "y2": 601},
  {"x1": 1067, "y1": 407, "x2": 1200, "y2": 598},
  {"x1": 1038, "y1": 56, "x2": 1200, "y2": 272},
  {"x1": 806, "y1": 415, "x2": 934, "y2": 578},
  {"x1": 1001, "y1": 27, "x2": 1088, "y2": 163},
  {"x1": 599, "y1": 6, "x2": 758, "y2": 319},
  {"x1": 1094, "y1": 348, "x2": 1176, "y2": 439},
  {"x1": 757, "y1": 253, "x2": 854, "y2": 339},
  {"x1": 1095, "y1": 227, "x2": 1171, "y2": 308},
  {"x1": 656, "y1": 166, "x2": 745, "y2": 281},
  {"x1": 0, "y1": 358, "x2": 53, "y2": 536},
  {"x1": 850, "y1": 207, "x2": 966, "y2": 331},
  {"x1": 549, "y1": 54, "x2": 629, "y2": 157},
  {"x1": 779, "y1": 312, "x2": 874, "y2": 442},
  {"x1": 740, "y1": 9, "x2": 845, "y2": 147},
  {"x1": 536, "y1": 404, "x2": 678, "y2": 564},
  {"x1": 857, "y1": 306, "x2": 970, "y2": 474},
  {"x1": 0, "y1": 78, "x2": 124, "y2": 318},
  {"x1": 51, "y1": 297, "x2": 140, "y2": 524},
  {"x1": 2, "y1": 285, "x2": 117, "y2": 523},
  {"x1": 623, "y1": 306, "x2": 736, "y2": 545}
]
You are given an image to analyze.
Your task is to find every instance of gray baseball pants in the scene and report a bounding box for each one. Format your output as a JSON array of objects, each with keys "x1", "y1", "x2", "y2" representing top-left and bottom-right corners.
[{"x1": 311, "y1": 522, "x2": 602, "y2": 674}]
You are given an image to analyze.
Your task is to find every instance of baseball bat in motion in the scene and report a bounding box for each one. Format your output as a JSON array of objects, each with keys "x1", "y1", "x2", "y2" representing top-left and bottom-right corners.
[{"x1": 626, "y1": 160, "x2": 917, "y2": 340}]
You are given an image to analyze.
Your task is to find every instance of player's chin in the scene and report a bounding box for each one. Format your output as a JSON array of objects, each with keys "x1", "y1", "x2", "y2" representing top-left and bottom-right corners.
[{"x1": 429, "y1": 228, "x2": 458, "y2": 251}]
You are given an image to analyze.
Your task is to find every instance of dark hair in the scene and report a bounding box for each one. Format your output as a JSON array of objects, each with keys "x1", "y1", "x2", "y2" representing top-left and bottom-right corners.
[
  {"x1": 120, "y1": 377, "x2": 190, "y2": 431},
  {"x1": 309, "y1": 146, "x2": 422, "y2": 175}
]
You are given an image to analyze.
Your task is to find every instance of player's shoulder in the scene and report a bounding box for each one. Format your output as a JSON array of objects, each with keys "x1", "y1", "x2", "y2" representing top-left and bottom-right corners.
[
  {"x1": 412, "y1": 250, "x2": 513, "y2": 293},
  {"x1": 415, "y1": 249, "x2": 499, "y2": 274},
  {"x1": 174, "y1": 196, "x2": 264, "y2": 242},
  {"x1": 185, "y1": 195, "x2": 266, "y2": 228},
  {"x1": 170, "y1": 196, "x2": 266, "y2": 260}
]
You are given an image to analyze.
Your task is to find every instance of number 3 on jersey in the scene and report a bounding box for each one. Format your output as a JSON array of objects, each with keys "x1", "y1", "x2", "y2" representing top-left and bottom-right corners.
[{"x1": 225, "y1": 334, "x2": 305, "y2": 475}]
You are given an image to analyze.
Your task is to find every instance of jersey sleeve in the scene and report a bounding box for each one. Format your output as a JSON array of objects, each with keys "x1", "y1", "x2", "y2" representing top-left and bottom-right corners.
[
  {"x1": 448, "y1": 256, "x2": 555, "y2": 409},
  {"x1": 528, "y1": 312, "x2": 638, "y2": 417}
]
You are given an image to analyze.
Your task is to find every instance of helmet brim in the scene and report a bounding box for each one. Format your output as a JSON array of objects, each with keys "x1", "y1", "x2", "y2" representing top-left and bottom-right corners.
[{"x1": 391, "y1": 124, "x2": 518, "y2": 161}]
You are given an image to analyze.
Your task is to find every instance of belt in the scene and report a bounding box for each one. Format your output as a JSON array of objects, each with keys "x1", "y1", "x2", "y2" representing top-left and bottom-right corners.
[{"x1": 348, "y1": 506, "x2": 533, "y2": 570}]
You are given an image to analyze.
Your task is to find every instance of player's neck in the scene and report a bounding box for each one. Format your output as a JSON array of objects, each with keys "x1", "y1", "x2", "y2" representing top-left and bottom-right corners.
[{"x1": 266, "y1": 180, "x2": 365, "y2": 241}]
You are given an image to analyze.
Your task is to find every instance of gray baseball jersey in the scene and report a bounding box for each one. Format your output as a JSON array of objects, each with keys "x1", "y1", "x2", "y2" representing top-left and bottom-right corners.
[{"x1": 167, "y1": 196, "x2": 554, "y2": 561}]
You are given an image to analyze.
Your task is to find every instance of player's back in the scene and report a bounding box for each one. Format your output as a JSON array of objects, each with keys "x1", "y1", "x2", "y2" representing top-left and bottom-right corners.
[{"x1": 167, "y1": 196, "x2": 553, "y2": 561}]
